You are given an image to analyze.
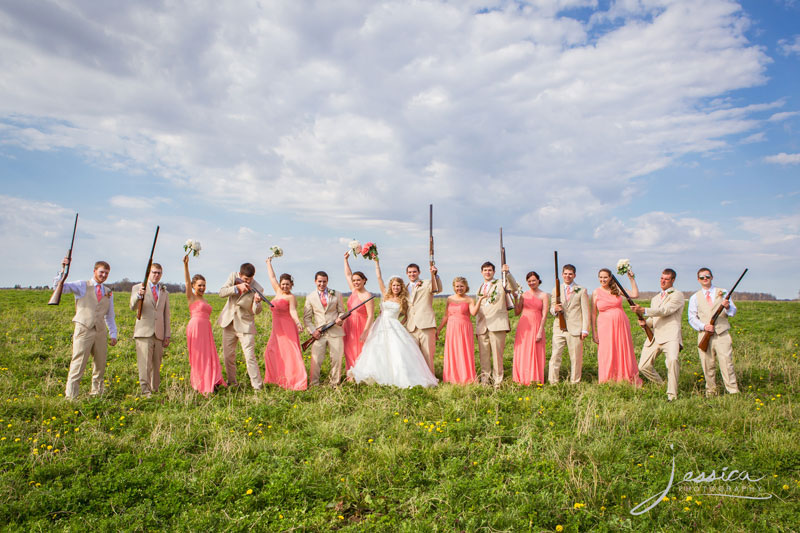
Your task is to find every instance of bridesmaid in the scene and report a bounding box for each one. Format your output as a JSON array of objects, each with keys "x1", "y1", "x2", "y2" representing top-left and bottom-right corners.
[
  {"x1": 436, "y1": 277, "x2": 485, "y2": 384},
  {"x1": 591, "y1": 268, "x2": 642, "y2": 385},
  {"x1": 512, "y1": 271, "x2": 549, "y2": 385},
  {"x1": 263, "y1": 256, "x2": 307, "y2": 390},
  {"x1": 183, "y1": 255, "x2": 226, "y2": 395},
  {"x1": 343, "y1": 251, "x2": 375, "y2": 373}
]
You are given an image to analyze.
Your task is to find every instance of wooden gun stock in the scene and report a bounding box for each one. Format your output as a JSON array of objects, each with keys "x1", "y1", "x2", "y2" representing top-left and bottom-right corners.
[
  {"x1": 136, "y1": 226, "x2": 160, "y2": 320},
  {"x1": 302, "y1": 295, "x2": 376, "y2": 351},
  {"x1": 698, "y1": 268, "x2": 748, "y2": 352},
  {"x1": 48, "y1": 213, "x2": 79, "y2": 306},
  {"x1": 611, "y1": 274, "x2": 654, "y2": 342},
  {"x1": 553, "y1": 251, "x2": 567, "y2": 331}
]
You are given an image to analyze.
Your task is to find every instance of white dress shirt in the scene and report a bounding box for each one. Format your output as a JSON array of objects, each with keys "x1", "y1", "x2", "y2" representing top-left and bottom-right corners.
[{"x1": 687, "y1": 286, "x2": 736, "y2": 332}]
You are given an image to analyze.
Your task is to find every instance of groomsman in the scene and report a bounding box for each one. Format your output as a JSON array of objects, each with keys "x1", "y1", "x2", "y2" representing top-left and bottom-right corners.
[
  {"x1": 687, "y1": 267, "x2": 740, "y2": 397},
  {"x1": 129, "y1": 263, "x2": 170, "y2": 398},
  {"x1": 548, "y1": 264, "x2": 590, "y2": 384},
  {"x1": 217, "y1": 263, "x2": 263, "y2": 390},
  {"x1": 54, "y1": 258, "x2": 118, "y2": 399},
  {"x1": 405, "y1": 263, "x2": 442, "y2": 374},
  {"x1": 475, "y1": 261, "x2": 519, "y2": 385},
  {"x1": 632, "y1": 268, "x2": 685, "y2": 401},
  {"x1": 303, "y1": 271, "x2": 345, "y2": 386}
]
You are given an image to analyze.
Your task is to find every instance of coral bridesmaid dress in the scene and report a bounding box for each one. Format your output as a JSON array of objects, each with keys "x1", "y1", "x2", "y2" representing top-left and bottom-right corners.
[
  {"x1": 343, "y1": 292, "x2": 369, "y2": 371},
  {"x1": 442, "y1": 301, "x2": 477, "y2": 384},
  {"x1": 595, "y1": 289, "x2": 642, "y2": 385},
  {"x1": 186, "y1": 299, "x2": 226, "y2": 394},
  {"x1": 264, "y1": 298, "x2": 308, "y2": 390},
  {"x1": 512, "y1": 291, "x2": 546, "y2": 385}
]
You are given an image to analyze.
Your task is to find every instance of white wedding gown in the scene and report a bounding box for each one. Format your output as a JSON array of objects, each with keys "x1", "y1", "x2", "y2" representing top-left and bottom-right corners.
[{"x1": 348, "y1": 301, "x2": 438, "y2": 388}]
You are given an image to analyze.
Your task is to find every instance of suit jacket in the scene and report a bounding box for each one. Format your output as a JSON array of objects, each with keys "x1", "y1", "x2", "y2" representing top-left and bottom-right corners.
[
  {"x1": 303, "y1": 289, "x2": 345, "y2": 338},
  {"x1": 549, "y1": 283, "x2": 590, "y2": 336},
  {"x1": 645, "y1": 288, "x2": 685, "y2": 346},
  {"x1": 129, "y1": 283, "x2": 171, "y2": 340},
  {"x1": 405, "y1": 276, "x2": 442, "y2": 332},
  {"x1": 475, "y1": 273, "x2": 519, "y2": 334},
  {"x1": 216, "y1": 272, "x2": 263, "y2": 334}
]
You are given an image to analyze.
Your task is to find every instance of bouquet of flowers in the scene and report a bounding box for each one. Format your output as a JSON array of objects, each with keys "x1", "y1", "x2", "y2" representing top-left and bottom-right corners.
[
  {"x1": 348, "y1": 239, "x2": 361, "y2": 256},
  {"x1": 269, "y1": 246, "x2": 283, "y2": 259},
  {"x1": 184, "y1": 239, "x2": 202, "y2": 257},
  {"x1": 361, "y1": 242, "x2": 378, "y2": 261},
  {"x1": 616, "y1": 258, "x2": 633, "y2": 276}
]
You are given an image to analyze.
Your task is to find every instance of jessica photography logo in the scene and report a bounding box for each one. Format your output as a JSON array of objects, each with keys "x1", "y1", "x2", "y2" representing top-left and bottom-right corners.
[{"x1": 630, "y1": 444, "x2": 772, "y2": 516}]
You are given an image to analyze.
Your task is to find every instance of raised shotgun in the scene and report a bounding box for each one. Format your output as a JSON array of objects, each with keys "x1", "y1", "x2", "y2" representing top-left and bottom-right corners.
[
  {"x1": 48, "y1": 213, "x2": 79, "y2": 305},
  {"x1": 302, "y1": 295, "x2": 376, "y2": 351},
  {"x1": 698, "y1": 268, "x2": 748, "y2": 352},
  {"x1": 136, "y1": 226, "x2": 160, "y2": 320},
  {"x1": 611, "y1": 273, "x2": 654, "y2": 342},
  {"x1": 429, "y1": 204, "x2": 439, "y2": 293},
  {"x1": 553, "y1": 251, "x2": 568, "y2": 330},
  {"x1": 500, "y1": 228, "x2": 514, "y2": 310}
]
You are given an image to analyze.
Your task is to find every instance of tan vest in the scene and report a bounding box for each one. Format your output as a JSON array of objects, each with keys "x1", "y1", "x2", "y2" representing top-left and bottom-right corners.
[
  {"x1": 73, "y1": 281, "x2": 111, "y2": 330},
  {"x1": 129, "y1": 283, "x2": 170, "y2": 340},
  {"x1": 405, "y1": 276, "x2": 441, "y2": 332},
  {"x1": 695, "y1": 289, "x2": 730, "y2": 334}
]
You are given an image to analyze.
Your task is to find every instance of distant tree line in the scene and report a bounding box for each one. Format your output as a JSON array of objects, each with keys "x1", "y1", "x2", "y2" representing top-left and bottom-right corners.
[{"x1": 638, "y1": 291, "x2": 779, "y2": 301}]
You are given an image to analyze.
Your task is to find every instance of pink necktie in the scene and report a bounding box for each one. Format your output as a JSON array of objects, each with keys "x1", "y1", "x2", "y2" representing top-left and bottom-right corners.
[
  {"x1": 95, "y1": 285, "x2": 102, "y2": 301},
  {"x1": 152, "y1": 285, "x2": 158, "y2": 303},
  {"x1": 566, "y1": 285, "x2": 572, "y2": 302},
  {"x1": 661, "y1": 291, "x2": 666, "y2": 300},
  {"x1": 320, "y1": 291, "x2": 327, "y2": 307},
  {"x1": 705, "y1": 291, "x2": 712, "y2": 305}
]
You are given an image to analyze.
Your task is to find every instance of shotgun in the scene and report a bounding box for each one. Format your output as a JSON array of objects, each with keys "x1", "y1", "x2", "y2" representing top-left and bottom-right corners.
[
  {"x1": 429, "y1": 204, "x2": 439, "y2": 293},
  {"x1": 611, "y1": 274, "x2": 654, "y2": 342},
  {"x1": 49, "y1": 213, "x2": 79, "y2": 305},
  {"x1": 136, "y1": 226, "x2": 160, "y2": 319},
  {"x1": 302, "y1": 295, "x2": 376, "y2": 351},
  {"x1": 553, "y1": 251, "x2": 568, "y2": 331},
  {"x1": 698, "y1": 268, "x2": 748, "y2": 352},
  {"x1": 234, "y1": 277, "x2": 274, "y2": 308},
  {"x1": 500, "y1": 228, "x2": 514, "y2": 310}
]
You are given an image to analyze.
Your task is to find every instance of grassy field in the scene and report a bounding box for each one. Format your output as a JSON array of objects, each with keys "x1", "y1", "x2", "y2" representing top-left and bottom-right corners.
[{"x1": 0, "y1": 289, "x2": 798, "y2": 531}]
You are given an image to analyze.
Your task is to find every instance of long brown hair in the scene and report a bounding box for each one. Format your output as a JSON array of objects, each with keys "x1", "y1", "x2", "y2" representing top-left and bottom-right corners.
[
  {"x1": 384, "y1": 276, "x2": 409, "y2": 318},
  {"x1": 598, "y1": 268, "x2": 620, "y2": 296}
]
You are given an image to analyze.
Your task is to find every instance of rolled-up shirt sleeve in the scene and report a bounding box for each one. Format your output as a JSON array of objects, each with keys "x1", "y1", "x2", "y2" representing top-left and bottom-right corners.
[
  {"x1": 53, "y1": 278, "x2": 87, "y2": 298},
  {"x1": 687, "y1": 294, "x2": 704, "y2": 332},
  {"x1": 105, "y1": 293, "x2": 118, "y2": 339}
]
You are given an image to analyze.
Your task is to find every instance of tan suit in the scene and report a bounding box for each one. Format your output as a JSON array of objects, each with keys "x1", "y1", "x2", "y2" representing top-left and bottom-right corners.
[
  {"x1": 405, "y1": 276, "x2": 442, "y2": 372},
  {"x1": 217, "y1": 272, "x2": 263, "y2": 389},
  {"x1": 65, "y1": 281, "x2": 116, "y2": 398},
  {"x1": 638, "y1": 289, "x2": 685, "y2": 400},
  {"x1": 303, "y1": 289, "x2": 346, "y2": 385},
  {"x1": 475, "y1": 273, "x2": 519, "y2": 384},
  {"x1": 130, "y1": 283, "x2": 170, "y2": 396},
  {"x1": 548, "y1": 283, "x2": 590, "y2": 384},
  {"x1": 692, "y1": 289, "x2": 739, "y2": 396}
]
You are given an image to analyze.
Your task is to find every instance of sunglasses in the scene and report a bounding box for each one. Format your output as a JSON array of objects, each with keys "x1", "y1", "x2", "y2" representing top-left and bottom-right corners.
[{"x1": 698, "y1": 275, "x2": 712, "y2": 280}]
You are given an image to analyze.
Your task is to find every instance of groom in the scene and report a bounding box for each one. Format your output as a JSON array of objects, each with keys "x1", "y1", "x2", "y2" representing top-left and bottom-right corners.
[
  {"x1": 303, "y1": 271, "x2": 345, "y2": 386},
  {"x1": 475, "y1": 261, "x2": 519, "y2": 385},
  {"x1": 217, "y1": 263, "x2": 264, "y2": 390},
  {"x1": 405, "y1": 263, "x2": 442, "y2": 374}
]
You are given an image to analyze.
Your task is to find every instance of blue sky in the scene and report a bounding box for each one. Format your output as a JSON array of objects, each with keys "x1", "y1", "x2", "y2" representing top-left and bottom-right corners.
[{"x1": 0, "y1": 0, "x2": 798, "y2": 298}]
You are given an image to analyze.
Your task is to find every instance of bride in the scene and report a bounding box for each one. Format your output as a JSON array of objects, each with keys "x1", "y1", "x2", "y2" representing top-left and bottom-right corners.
[{"x1": 347, "y1": 258, "x2": 438, "y2": 388}]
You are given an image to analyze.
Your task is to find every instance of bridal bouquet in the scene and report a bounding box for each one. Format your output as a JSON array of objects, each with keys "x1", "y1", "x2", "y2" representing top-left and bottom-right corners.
[
  {"x1": 361, "y1": 242, "x2": 378, "y2": 261},
  {"x1": 616, "y1": 258, "x2": 633, "y2": 277},
  {"x1": 348, "y1": 239, "x2": 361, "y2": 256},
  {"x1": 184, "y1": 239, "x2": 202, "y2": 257},
  {"x1": 269, "y1": 245, "x2": 284, "y2": 259}
]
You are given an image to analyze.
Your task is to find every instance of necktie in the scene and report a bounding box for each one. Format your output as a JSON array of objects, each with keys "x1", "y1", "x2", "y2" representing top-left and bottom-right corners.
[
  {"x1": 320, "y1": 291, "x2": 327, "y2": 307},
  {"x1": 152, "y1": 285, "x2": 158, "y2": 303},
  {"x1": 95, "y1": 285, "x2": 102, "y2": 301},
  {"x1": 482, "y1": 283, "x2": 488, "y2": 296},
  {"x1": 705, "y1": 290, "x2": 712, "y2": 305},
  {"x1": 661, "y1": 291, "x2": 667, "y2": 300},
  {"x1": 566, "y1": 285, "x2": 572, "y2": 302}
]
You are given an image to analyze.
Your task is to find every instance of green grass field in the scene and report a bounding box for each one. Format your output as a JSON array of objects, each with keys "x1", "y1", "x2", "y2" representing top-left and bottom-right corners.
[{"x1": 0, "y1": 289, "x2": 798, "y2": 531}]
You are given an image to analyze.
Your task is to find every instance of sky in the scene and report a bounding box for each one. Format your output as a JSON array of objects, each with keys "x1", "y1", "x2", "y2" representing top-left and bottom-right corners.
[{"x1": 0, "y1": 0, "x2": 798, "y2": 299}]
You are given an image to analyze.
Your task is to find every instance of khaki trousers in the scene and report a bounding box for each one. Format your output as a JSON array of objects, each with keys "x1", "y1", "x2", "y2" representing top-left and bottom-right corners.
[
  {"x1": 66, "y1": 323, "x2": 108, "y2": 399},
  {"x1": 310, "y1": 336, "x2": 344, "y2": 385},
  {"x1": 222, "y1": 325, "x2": 262, "y2": 389},
  {"x1": 477, "y1": 330, "x2": 506, "y2": 384},
  {"x1": 135, "y1": 335, "x2": 164, "y2": 396},
  {"x1": 410, "y1": 327, "x2": 437, "y2": 374},
  {"x1": 548, "y1": 330, "x2": 584, "y2": 384},
  {"x1": 698, "y1": 331, "x2": 738, "y2": 396},
  {"x1": 638, "y1": 339, "x2": 681, "y2": 400}
]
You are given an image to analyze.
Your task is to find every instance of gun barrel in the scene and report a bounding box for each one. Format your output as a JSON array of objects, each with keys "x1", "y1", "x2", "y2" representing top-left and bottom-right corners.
[
  {"x1": 137, "y1": 226, "x2": 160, "y2": 319},
  {"x1": 48, "y1": 213, "x2": 79, "y2": 306}
]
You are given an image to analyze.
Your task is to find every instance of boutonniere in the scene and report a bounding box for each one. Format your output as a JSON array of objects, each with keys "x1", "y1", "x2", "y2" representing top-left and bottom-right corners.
[
  {"x1": 573, "y1": 287, "x2": 581, "y2": 293},
  {"x1": 666, "y1": 288, "x2": 675, "y2": 294},
  {"x1": 329, "y1": 289, "x2": 336, "y2": 297},
  {"x1": 717, "y1": 289, "x2": 726, "y2": 298}
]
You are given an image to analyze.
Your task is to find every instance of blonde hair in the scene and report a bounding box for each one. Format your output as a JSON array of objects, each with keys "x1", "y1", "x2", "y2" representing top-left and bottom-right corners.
[
  {"x1": 384, "y1": 276, "x2": 409, "y2": 318},
  {"x1": 452, "y1": 276, "x2": 469, "y2": 293},
  {"x1": 598, "y1": 268, "x2": 620, "y2": 296}
]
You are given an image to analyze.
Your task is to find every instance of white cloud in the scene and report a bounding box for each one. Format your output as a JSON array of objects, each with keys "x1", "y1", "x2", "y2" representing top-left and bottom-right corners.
[
  {"x1": 767, "y1": 111, "x2": 799, "y2": 122},
  {"x1": 778, "y1": 34, "x2": 800, "y2": 56},
  {"x1": 764, "y1": 152, "x2": 800, "y2": 165},
  {"x1": 110, "y1": 195, "x2": 170, "y2": 209}
]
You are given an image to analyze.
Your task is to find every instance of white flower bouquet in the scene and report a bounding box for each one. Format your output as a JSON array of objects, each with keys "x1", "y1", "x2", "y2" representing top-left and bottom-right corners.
[
  {"x1": 348, "y1": 239, "x2": 361, "y2": 256},
  {"x1": 184, "y1": 239, "x2": 202, "y2": 257},
  {"x1": 269, "y1": 246, "x2": 284, "y2": 259},
  {"x1": 616, "y1": 258, "x2": 633, "y2": 276}
]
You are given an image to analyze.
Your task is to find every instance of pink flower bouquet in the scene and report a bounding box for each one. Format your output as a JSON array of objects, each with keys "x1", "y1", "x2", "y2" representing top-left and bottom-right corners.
[{"x1": 361, "y1": 242, "x2": 378, "y2": 261}]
